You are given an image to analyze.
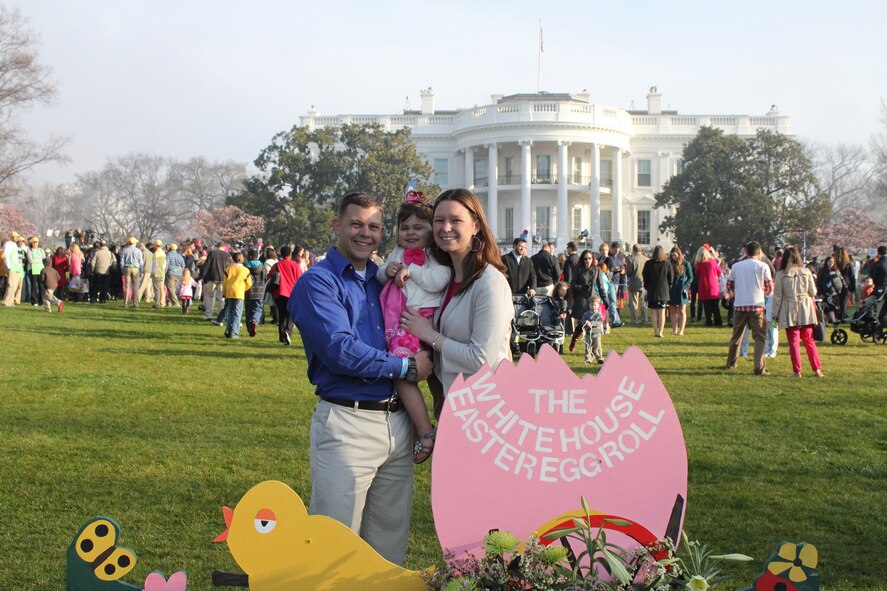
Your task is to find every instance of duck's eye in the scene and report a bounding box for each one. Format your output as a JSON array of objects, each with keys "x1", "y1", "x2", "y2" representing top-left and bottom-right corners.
[{"x1": 254, "y1": 508, "x2": 277, "y2": 534}]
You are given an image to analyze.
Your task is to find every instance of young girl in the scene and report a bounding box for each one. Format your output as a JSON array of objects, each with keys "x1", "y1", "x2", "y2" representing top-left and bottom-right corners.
[
  {"x1": 177, "y1": 267, "x2": 198, "y2": 314},
  {"x1": 581, "y1": 293, "x2": 605, "y2": 364},
  {"x1": 377, "y1": 191, "x2": 451, "y2": 463}
]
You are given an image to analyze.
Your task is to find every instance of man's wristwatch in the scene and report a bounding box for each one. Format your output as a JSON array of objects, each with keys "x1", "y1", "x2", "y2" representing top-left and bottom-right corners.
[{"x1": 406, "y1": 357, "x2": 419, "y2": 383}]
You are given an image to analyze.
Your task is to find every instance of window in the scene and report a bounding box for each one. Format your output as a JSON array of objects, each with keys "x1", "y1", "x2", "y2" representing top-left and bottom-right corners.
[
  {"x1": 572, "y1": 157, "x2": 583, "y2": 184},
  {"x1": 676, "y1": 159, "x2": 684, "y2": 175},
  {"x1": 637, "y1": 210, "x2": 651, "y2": 245},
  {"x1": 504, "y1": 156, "x2": 515, "y2": 184},
  {"x1": 600, "y1": 160, "x2": 613, "y2": 187},
  {"x1": 536, "y1": 154, "x2": 551, "y2": 183},
  {"x1": 505, "y1": 207, "x2": 514, "y2": 241},
  {"x1": 600, "y1": 210, "x2": 612, "y2": 244},
  {"x1": 433, "y1": 159, "x2": 448, "y2": 186},
  {"x1": 536, "y1": 206, "x2": 551, "y2": 242},
  {"x1": 637, "y1": 159, "x2": 651, "y2": 187},
  {"x1": 474, "y1": 159, "x2": 487, "y2": 187},
  {"x1": 572, "y1": 207, "x2": 583, "y2": 239}
]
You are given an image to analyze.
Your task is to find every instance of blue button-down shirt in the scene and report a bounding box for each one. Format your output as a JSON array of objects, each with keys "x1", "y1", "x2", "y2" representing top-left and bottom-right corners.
[
  {"x1": 166, "y1": 250, "x2": 186, "y2": 277},
  {"x1": 292, "y1": 248, "x2": 405, "y2": 401}
]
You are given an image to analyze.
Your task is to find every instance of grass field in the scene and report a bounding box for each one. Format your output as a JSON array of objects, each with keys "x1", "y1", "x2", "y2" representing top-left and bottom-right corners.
[{"x1": 0, "y1": 301, "x2": 884, "y2": 590}]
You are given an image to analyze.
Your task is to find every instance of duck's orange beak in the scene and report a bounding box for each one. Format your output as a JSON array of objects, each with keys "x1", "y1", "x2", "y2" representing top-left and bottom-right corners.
[{"x1": 213, "y1": 506, "x2": 234, "y2": 543}]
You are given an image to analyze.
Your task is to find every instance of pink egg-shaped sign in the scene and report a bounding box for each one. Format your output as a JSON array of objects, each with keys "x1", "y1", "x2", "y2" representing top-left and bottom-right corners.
[{"x1": 431, "y1": 345, "x2": 687, "y2": 557}]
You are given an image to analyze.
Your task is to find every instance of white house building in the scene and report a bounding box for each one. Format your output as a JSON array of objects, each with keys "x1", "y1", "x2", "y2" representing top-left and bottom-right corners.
[{"x1": 301, "y1": 88, "x2": 791, "y2": 250}]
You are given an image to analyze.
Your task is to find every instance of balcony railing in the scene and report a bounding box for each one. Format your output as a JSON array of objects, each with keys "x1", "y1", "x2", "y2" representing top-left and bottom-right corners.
[
  {"x1": 498, "y1": 174, "x2": 521, "y2": 185},
  {"x1": 474, "y1": 177, "x2": 488, "y2": 187}
]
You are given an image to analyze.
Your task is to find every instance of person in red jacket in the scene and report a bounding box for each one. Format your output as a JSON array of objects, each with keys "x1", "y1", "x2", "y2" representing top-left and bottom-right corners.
[
  {"x1": 267, "y1": 244, "x2": 303, "y2": 345},
  {"x1": 694, "y1": 244, "x2": 723, "y2": 326}
]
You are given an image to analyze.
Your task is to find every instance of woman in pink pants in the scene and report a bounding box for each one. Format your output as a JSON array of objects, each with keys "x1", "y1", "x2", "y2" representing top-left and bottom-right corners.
[{"x1": 773, "y1": 246, "x2": 823, "y2": 378}]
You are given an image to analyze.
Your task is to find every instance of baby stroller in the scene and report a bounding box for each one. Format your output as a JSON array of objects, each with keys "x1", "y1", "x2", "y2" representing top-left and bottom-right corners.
[
  {"x1": 512, "y1": 295, "x2": 566, "y2": 356},
  {"x1": 832, "y1": 289, "x2": 887, "y2": 345}
]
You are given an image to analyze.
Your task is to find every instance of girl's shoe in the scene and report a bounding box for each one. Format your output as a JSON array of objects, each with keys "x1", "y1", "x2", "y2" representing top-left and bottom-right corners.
[
  {"x1": 791, "y1": 372, "x2": 802, "y2": 378},
  {"x1": 413, "y1": 429, "x2": 436, "y2": 464},
  {"x1": 814, "y1": 369, "x2": 825, "y2": 378}
]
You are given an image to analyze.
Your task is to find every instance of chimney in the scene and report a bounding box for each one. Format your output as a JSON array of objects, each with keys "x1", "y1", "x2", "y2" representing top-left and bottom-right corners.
[
  {"x1": 491, "y1": 94, "x2": 504, "y2": 103},
  {"x1": 646, "y1": 86, "x2": 662, "y2": 114},
  {"x1": 420, "y1": 87, "x2": 435, "y2": 115}
]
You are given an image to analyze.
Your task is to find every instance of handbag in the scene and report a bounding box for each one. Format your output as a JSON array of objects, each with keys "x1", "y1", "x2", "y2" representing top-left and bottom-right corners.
[{"x1": 267, "y1": 272, "x2": 281, "y2": 291}]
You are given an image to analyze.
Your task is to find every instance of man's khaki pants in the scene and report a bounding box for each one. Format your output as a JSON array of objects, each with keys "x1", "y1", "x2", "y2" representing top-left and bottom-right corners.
[
  {"x1": 152, "y1": 275, "x2": 166, "y2": 308},
  {"x1": 629, "y1": 288, "x2": 647, "y2": 324},
  {"x1": 2, "y1": 270, "x2": 22, "y2": 306},
  {"x1": 308, "y1": 400, "x2": 413, "y2": 566},
  {"x1": 727, "y1": 309, "x2": 769, "y2": 373},
  {"x1": 165, "y1": 274, "x2": 181, "y2": 306},
  {"x1": 137, "y1": 273, "x2": 154, "y2": 303},
  {"x1": 123, "y1": 267, "x2": 140, "y2": 307},
  {"x1": 202, "y1": 281, "x2": 223, "y2": 319}
]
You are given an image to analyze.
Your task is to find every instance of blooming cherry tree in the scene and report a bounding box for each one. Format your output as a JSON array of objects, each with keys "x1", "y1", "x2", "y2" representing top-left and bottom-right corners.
[{"x1": 189, "y1": 205, "x2": 264, "y2": 245}]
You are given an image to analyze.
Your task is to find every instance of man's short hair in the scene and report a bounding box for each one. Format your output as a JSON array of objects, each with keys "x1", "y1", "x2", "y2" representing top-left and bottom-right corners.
[
  {"x1": 513, "y1": 238, "x2": 527, "y2": 247},
  {"x1": 632, "y1": 244, "x2": 642, "y2": 254},
  {"x1": 610, "y1": 241, "x2": 621, "y2": 250},
  {"x1": 280, "y1": 245, "x2": 292, "y2": 257},
  {"x1": 567, "y1": 241, "x2": 577, "y2": 251},
  {"x1": 338, "y1": 192, "x2": 381, "y2": 216},
  {"x1": 745, "y1": 241, "x2": 762, "y2": 257},
  {"x1": 878, "y1": 245, "x2": 887, "y2": 256}
]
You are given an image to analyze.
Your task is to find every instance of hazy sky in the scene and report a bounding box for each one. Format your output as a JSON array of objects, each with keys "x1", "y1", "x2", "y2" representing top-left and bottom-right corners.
[{"x1": 16, "y1": 0, "x2": 887, "y2": 188}]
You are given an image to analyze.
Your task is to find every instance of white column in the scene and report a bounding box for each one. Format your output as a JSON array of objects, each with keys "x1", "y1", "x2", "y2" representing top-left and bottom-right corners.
[
  {"x1": 556, "y1": 140, "x2": 570, "y2": 249},
  {"x1": 629, "y1": 204, "x2": 637, "y2": 247},
  {"x1": 590, "y1": 143, "x2": 601, "y2": 248},
  {"x1": 464, "y1": 147, "x2": 474, "y2": 189},
  {"x1": 613, "y1": 149, "x2": 624, "y2": 242},
  {"x1": 520, "y1": 140, "x2": 532, "y2": 238},
  {"x1": 487, "y1": 143, "x2": 499, "y2": 240}
]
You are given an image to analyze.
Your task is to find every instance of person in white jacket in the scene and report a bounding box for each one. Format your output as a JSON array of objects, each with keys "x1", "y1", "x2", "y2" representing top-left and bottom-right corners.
[{"x1": 377, "y1": 192, "x2": 451, "y2": 463}]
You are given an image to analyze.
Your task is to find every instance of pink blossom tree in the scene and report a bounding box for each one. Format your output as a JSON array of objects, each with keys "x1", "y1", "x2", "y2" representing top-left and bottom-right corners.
[
  {"x1": 808, "y1": 208, "x2": 887, "y2": 257},
  {"x1": 0, "y1": 203, "x2": 37, "y2": 238},
  {"x1": 188, "y1": 205, "x2": 265, "y2": 245}
]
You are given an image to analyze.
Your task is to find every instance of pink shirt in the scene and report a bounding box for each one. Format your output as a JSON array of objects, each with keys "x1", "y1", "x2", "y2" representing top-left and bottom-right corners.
[
  {"x1": 70, "y1": 253, "x2": 83, "y2": 276},
  {"x1": 695, "y1": 259, "x2": 721, "y2": 301}
]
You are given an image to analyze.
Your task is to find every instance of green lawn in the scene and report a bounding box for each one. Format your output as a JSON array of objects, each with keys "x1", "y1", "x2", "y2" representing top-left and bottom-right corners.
[{"x1": 0, "y1": 302, "x2": 884, "y2": 590}]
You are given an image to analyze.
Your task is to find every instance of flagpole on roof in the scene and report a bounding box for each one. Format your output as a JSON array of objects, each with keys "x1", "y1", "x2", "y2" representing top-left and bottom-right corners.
[{"x1": 537, "y1": 19, "x2": 543, "y2": 92}]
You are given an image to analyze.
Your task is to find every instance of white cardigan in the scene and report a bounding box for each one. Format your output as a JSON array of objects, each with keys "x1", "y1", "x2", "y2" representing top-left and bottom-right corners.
[
  {"x1": 376, "y1": 246, "x2": 451, "y2": 309},
  {"x1": 434, "y1": 265, "x2": 513, "y2": 396}
]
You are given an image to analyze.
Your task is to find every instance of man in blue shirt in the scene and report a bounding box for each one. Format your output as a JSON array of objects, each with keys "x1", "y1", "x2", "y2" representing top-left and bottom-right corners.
[{"x1": 292, "y1": 192, "x2": 432, "y2": 566}]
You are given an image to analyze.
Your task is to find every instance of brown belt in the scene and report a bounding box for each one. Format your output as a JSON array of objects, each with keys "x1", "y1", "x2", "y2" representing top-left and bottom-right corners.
[{"x1": 320, "y1": 396, "x2": 403, "y2": 412}]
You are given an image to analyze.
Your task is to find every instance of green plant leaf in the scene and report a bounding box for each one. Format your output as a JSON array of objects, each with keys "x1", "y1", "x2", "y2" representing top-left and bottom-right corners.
[
  {"x1": 710, "y1": 553, "x2": 754, "y2": 562},
  {"x1": 600, "y1": 518, "x2": 632, "y2": 527},
  {"x1": 542, "y1": 527, "x2": 581, "y2": 540},
  {"x1": 601, "y1": 548, "x2": 632, "y2": 584}
]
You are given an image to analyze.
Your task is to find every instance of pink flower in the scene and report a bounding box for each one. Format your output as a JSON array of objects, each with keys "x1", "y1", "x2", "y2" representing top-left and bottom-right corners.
[{"x1": 144, "y1": 571, "x2": 187, "y2": 591}]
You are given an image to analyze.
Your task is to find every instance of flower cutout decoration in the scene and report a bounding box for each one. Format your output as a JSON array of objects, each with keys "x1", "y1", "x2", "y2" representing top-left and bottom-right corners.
[{"x1": 767, "y1": 543, "x2": 818, "y2": 583}]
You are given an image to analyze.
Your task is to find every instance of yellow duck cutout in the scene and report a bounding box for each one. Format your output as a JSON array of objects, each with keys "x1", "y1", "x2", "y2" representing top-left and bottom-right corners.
[{"x1": 214, "y1": 480, "x2": 426, "y2": 591}]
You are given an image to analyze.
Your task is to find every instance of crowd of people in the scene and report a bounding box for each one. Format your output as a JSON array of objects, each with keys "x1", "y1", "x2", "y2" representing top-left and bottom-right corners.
[
  {"x1": 0, "y1": 231, "x2": 317, "y2": 340},
  {"x1": 2, "y1": 189, "x2": 886, "y2": 569}
]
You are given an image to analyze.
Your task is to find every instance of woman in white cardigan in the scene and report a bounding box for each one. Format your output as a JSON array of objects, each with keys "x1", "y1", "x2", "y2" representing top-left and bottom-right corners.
[{"x1": 401, "y1": 188, "x2": 513, "y2": 418}]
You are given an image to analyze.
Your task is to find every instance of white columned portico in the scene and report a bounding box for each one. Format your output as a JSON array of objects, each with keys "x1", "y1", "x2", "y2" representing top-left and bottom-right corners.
[
  {"x1": 464, "y1": 147, "x2": 474, "y2": 190},
  {"x1": 590, "y1": 143, "x2": 601, "y2": 248},
  {"x1": 519, "y1": 140, "x2": 532, "y2": 237},
  {"x1": 556, "y1": 140, "x2": 570, "y2": 249},
  {"x1": 487, "y1": 143, "x2": 499, "y2": 240},
  {"x1": 613, "y1": 149, "x2": 624, "y2": 242}
]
